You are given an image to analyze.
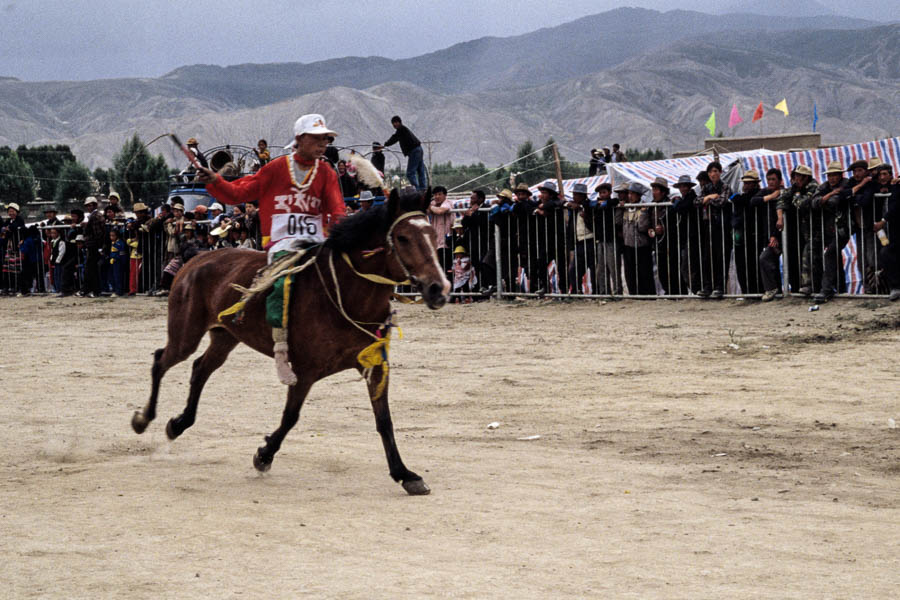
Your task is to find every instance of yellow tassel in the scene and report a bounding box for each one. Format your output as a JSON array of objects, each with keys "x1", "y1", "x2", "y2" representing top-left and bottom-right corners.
[
  {"x1": 217, "y1": 300, "x2": 246, "y2": 322},
  {"x1": 357, "y1": 331, "x2": 395, "y2": 400}
]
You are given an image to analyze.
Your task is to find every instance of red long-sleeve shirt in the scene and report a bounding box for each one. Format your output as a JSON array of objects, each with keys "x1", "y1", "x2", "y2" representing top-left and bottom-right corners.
[{"x1": 206, "y1": 154, "x2": 345, "y2": 246}]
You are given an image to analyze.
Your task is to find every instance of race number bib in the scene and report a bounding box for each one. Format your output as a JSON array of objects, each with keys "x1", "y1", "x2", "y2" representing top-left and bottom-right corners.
[{"x1": 270, "y1": 212, "x2": 324, "y2": 244}]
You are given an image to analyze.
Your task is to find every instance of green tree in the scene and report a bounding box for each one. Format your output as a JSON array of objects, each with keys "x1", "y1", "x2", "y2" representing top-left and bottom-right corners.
[
  {"x1": 93, "y1": 167, "x2": 113, "y2": 196},
  {"x1": 0, "y1": 147, "x2": 36, "y2": 206},
  {"x1": 511, "y1": 140, "x2": 542, "y2": 186},
  {"x1": 112, "y1": 134, "x2": 170, "y2": 206},
  {"x1": 623, "y1": 148, "x2": 667, "y2": 162},
  {"x1": 15, "y1": 144, "x2": 76, "y2": 202},
  {"x1": 54, "y1": 161, "x2": 94, "y2": 205}
]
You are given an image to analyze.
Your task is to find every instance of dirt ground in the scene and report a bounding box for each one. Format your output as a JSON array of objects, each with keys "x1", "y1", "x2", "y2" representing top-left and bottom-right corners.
[{"x1": 1, "y1": 295, "x2": 899, "y2": 599}]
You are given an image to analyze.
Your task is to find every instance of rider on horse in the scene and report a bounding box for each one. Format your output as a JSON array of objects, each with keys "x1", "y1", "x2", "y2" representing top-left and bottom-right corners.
[{"x1": 196, "y1": 114, "x2": 346, "y2": 385}]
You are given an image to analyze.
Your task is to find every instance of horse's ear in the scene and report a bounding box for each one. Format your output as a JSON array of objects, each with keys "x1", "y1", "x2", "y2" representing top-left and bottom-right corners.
[
  {"x1": 387, "y1": 188, "x2": 399, "y2": 219},
  {"x1": 420, "y1": 187, "x2": 432, "y2": 212}
]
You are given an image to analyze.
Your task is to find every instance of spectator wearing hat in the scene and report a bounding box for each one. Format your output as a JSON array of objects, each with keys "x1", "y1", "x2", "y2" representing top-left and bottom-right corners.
[
  {"x1": 508, "y1": 183, "x2": 538, "y2": 291},
  {"x1": 730, "y1": 170, "x2": 764, "y2": 295},
  {"x1": 564, "y1": 182, "x2": 597, "y2": 293},
  {"x1": 77, "y1": 196, "x2": 105, "y2": 297},
  {"x1": 481, "y1": 188, "x2": 515, "y2": 293},
  {"x1": 461, "y1": 189, "x2": 492, "y2": 289},
  {"x1": 777, "y1": 165, "x2": 819, "y2": 296},
  {"x1": 41, "y1": 207, "x2": 62, "y2": 227},
  {"x1": 107, "y1": 192, "x2": 124, "y2": 214},
  {"x1": 670, "y1": 175, "x2": 701, "y2": 295},
  {"x1": 185, "y1": 137, "x2": 209, "y2": 169},
  {"x1": 754, "y1": 168, "x2": 786, "y2": 301},
  {"x1": 1, "y1": 203, "x2": 26, "y2": 295},
  {"x1": 164, "y1": 202, "x2": 186, "y2": 261},
  {"x1": 809, "y1": 161, "x2": 851, "y2": 301},
  {"x1": 875, "y1": 171, "x2": 900, "y2": 300},
  {"x1": 590, "y1": 182, "x2": 620, "y2": 295},
  {"x1": 588, "y1": 149, "x2": 606, "y2": 177},
  {"x1": 696, "y1": 161, "x2": 732, "y2": 299},
  {"x1": 370, "y1": 142, "x2": 386, "y2": 176},
  {"x1": 383, "y1": 115, "x2": 426, "y2": 191},
  {"x1": 840, "y1": 159, "x2": 878, "y2": 292},
  {"x1": 126, "y1": 202, "x2": 151, "y2": 295},
  {"x1": 357, "y1": 190, "x2": 375, "y2": 213},
  {"x1": 208, "y1": 202, "x2": 225, "y2": 227},
  {"x1": 646, "y1": 177, "x2": 678, "y2": 294},
  {"x1": 864, "y1": 163, "x2": 895, "y2": 293},
  {"x1": 622, "y1": 182, "x2": 655, "y2": 295},
  {"x1": 451, "y1": 244, "x2": 477, "y2": 300},
  {"x1": 534, "y1": 181, "x2": 567, "y2": 293}
]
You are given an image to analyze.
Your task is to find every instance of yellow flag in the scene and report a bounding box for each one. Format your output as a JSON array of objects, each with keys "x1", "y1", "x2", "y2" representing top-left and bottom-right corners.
[{"x1": 774, "y1": 99, "x2": 789, "y2": 116}]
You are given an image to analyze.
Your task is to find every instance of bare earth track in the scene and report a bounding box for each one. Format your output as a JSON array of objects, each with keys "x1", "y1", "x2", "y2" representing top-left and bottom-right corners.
[{"x1": 1, "y1": 296, "x2": 898, "y2": 598}]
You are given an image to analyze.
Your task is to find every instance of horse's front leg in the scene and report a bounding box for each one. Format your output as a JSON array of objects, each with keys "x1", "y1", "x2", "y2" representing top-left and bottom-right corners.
[
  {"x1": 362, "y1": 364, "x2": 430, "y2": 496},
  {"x1": 253, "y1": 377, "x2": 313, "y2": 472}
]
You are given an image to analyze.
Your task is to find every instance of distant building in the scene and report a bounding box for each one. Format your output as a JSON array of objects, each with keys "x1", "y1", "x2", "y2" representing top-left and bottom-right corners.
[{"x1": 672, "y1": 132, "x2": 822, "y2": 158}]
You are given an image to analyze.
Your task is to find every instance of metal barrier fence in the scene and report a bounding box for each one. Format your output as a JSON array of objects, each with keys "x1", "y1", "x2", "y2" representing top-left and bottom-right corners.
[
  {"x1": 426, "y1": 195, "x2": 893, "y2": 300},
  {"x1": 1, "y1": 196, "x2": 892, "y2": 299},
  {"x1": 0, "y1": 217, "x2": 261, "y2": 297}
]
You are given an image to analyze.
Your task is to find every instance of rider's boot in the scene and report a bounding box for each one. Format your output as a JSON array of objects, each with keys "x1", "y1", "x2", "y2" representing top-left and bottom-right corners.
[{"x1": 272, "y1": 327, "x2": 297, "y2": 386}]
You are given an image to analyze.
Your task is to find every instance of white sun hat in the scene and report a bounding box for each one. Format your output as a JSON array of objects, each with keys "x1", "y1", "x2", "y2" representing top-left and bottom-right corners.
[{"x1": 293, "y1": 114, "x2": 337, "y2": 138}]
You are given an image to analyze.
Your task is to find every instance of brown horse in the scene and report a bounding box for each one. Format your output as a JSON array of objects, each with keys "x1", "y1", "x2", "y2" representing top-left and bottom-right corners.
[{"x1": 131, "y1": 187, "x2": 450, "y2": 495}]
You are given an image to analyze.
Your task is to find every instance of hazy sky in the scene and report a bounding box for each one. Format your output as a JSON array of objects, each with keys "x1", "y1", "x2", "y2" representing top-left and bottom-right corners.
[{"x1": 2, "y1": 0, "x2": 897, "y2": 81}]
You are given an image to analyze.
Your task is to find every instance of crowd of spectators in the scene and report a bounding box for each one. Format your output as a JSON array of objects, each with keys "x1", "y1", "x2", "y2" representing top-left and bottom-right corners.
[
  {"x1": 0, "y1": 194, "x2": 261, "y2": 298},
  {"x1": 444, "y1": 158, "x2": 899, "y2": 301},
  {"x1": 2, "y1": 154, "x2": 897, "y2": 302}
]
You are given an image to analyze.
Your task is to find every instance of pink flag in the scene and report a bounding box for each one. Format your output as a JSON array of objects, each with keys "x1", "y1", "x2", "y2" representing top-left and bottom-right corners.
[{"x1": 728, "y1": 103, "x2": 743, "y2": 128}]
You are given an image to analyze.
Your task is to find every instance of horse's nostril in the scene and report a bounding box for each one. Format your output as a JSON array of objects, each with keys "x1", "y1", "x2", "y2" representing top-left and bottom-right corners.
[{"x1": 427, "y1": 282, "x2": 442, "y2": 298}]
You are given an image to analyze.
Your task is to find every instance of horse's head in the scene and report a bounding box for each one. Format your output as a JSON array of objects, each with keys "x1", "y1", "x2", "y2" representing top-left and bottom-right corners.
[{"x1": 385, "y1": 187, "x2": 451, "y2": 309}]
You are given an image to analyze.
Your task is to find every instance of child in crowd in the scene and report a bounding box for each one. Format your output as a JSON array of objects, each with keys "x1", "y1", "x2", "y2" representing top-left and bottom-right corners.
[
  {"x1": 108, "y1": 228, "x2": 127, "y2": 297},
  {"x1": 255, "y1": 139, "x2": 270, "y2": 166},
  {"x1": 237, "y1": 229, "x2": 256, "y2": 249},
  {"x1": 48, "y1": 228, "x2": 63, "y2": 293},
  {"x1": 451, "y1": 245, "x2": 477, "y2": 303}
]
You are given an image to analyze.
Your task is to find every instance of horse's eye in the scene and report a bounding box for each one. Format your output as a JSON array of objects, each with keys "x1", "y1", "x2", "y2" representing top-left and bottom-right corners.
[{"x1": 397, "y1": 235, "x2": 409, "y2": 245}]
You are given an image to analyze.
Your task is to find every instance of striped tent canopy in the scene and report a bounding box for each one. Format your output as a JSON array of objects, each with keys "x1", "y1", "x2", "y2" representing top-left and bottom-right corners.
[
  {"x1": 739, "y1": 136, "x2": 900, "y2": 182},
  {"x1": 528, "y1": 174, "x2": 610, "y2": 201},
  {"x1": 603, "y1": 149, "x2": 779, "y2": 192}
]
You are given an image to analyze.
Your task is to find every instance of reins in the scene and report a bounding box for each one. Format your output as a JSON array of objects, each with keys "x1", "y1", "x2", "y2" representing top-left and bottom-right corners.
[{"x1": 312, "y1": 209, "x2": 428, "y2": 397}]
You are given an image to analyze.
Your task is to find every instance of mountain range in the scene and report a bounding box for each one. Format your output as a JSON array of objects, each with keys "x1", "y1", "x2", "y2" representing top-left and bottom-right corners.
[{"x1": 0, "y1": 7, "x2": 897, "y2": 171}]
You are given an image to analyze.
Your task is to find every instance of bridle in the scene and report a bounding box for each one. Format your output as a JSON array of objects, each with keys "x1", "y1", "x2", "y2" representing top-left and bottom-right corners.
[{"x1": 339, "y1": 210, "x2": 429, "y2": 288}]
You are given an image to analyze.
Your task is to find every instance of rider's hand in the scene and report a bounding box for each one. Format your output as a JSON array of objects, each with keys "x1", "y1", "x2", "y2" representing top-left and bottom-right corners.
[{"x1": 195, "y1": 166, "x2": 218, "y2": 184}]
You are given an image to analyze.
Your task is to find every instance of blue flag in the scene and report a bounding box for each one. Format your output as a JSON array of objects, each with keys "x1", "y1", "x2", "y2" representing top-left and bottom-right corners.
[{"x1": 812, "y1": 102, "x2": 818, "y2": 132}]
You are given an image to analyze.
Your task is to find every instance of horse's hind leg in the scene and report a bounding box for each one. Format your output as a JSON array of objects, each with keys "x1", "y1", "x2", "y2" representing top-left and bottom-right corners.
[
  {"x1": 253, "y1": 377, "x2": 313, "y2": 472},
  {"x1": 166, "y1": 327, "x2": 239, "y2": 440},
  {"x1": 132, "y1": 319, "x2": 207, "y2": 434},
  {"x1": 363, "y1": 365, "x2": 430, "y2": 495}
]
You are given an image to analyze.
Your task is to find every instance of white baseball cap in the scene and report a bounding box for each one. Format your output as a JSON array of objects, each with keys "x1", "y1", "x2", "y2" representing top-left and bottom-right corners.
[
  {"x1": 209, "y1": 202, "x2": 224, "y2": 212},
  {"x1": 293, "y1": 114, "x2": 337, "y2": 138}
]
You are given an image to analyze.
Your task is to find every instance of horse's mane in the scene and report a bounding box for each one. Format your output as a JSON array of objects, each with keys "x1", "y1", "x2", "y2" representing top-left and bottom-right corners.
[{"x1": 326, "y1": 188, "x2": 423, "y2": 252}]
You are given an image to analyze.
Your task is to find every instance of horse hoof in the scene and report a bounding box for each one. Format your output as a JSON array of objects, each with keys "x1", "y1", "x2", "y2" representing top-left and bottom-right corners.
[
  {"x1": 131, "y1": 411, "x2": 150, "y2": 434},
  {"x1": 402, "y1": 479, "x2": 431, "y2": 496},
  {"x1": 165, "y1": 419, "x2": 179, "y2": 441},
  {"x1": 253, "y1": 450, "x2": 272, "y2": 472}
]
